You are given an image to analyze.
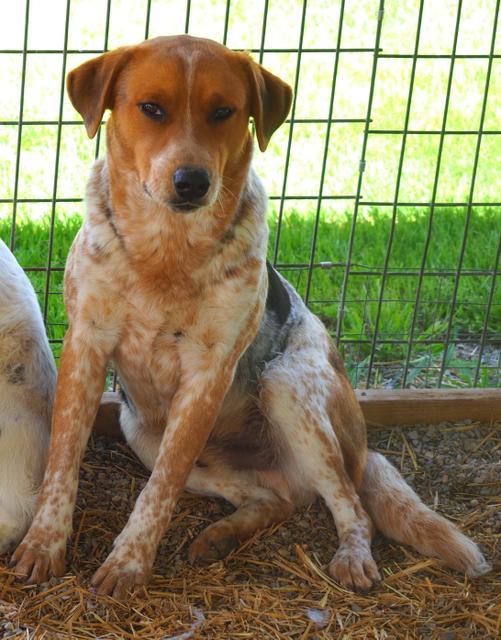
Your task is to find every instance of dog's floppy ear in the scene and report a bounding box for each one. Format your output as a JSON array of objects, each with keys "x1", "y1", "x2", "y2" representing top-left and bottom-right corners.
[
  {"x1": 67, "y1": 47, "x2": 132, "y2": 139},
  {"x1": 244, "y1": 57, "x2": 293, "y2": 152}
]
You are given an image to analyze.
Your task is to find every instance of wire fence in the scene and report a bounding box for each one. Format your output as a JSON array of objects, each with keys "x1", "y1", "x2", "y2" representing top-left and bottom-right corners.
[{"x1": 0, "y1": 0, "x2": 499, "y2": 389}]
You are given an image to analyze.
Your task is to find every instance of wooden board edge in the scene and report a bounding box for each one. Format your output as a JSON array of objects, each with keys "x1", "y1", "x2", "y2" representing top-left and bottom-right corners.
[
  {"x1": 356, "y1": 388, "x2": 501, "y2": 427},
  {"x1": 92, "y1": 389, "x2": 501, "y2": 436}
]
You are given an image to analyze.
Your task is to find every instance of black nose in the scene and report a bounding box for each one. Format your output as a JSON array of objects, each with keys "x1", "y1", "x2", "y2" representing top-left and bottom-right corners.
[{"x1": 173, "y1": 166, "x2": 210, "y2": 202}]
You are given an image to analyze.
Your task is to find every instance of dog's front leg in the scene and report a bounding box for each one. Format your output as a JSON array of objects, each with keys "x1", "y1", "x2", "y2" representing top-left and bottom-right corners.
[
  {"x1": 90, "y1": 363, "x2": 237, "y2": 597},
  {"x1": 11, "y1": 327, "x2": 112, "y2": 582},
  {"x1": 91, "y1": 306, "x2": 262, "y2": 598}
]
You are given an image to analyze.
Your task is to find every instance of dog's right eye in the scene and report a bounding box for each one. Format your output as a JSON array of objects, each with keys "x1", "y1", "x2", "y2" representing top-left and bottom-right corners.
[
  {"x1": 211, "y1": 107, "x2": 235, "y2": 122},
  {"x1": 138, "y1": 102, "x2": 165, "y2": 121}
]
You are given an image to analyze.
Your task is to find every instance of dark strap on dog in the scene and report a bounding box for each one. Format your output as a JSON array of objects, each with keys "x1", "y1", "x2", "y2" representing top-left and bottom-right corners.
[{"x1": 266, "y1": 260, "x2": 291, "y2": 326}]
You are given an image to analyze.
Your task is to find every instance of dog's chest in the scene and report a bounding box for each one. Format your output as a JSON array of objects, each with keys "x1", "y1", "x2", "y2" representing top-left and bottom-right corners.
[{"x1": 111, "y1": 292, "x2": 188, "y2": 413}]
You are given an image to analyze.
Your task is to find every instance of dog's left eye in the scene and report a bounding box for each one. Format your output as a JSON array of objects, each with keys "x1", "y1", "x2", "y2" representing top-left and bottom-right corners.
[
  {"x1": 139, "y1": 102, "x2": 165, "y2": 121},
  {"x1": 211, "y1": 107, "x2": 235, "y2": 122}
]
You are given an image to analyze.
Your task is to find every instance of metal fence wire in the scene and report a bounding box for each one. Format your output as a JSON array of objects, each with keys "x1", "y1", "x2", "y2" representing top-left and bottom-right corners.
[{"x1": 0, "y1": 0, "x2": 499, "y2": 389}]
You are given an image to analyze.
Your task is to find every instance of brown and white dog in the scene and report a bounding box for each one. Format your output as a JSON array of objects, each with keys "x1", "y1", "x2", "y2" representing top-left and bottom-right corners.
[
  {"x1": 11, "y1": 36, "x2": 490, "y2": 598},
  {"x1": 0, "y1": 240, "x2": 55, "y2": 553}
]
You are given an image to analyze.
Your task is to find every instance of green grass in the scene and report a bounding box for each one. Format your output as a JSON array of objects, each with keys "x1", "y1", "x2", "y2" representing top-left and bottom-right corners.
[
  {"x1": 270, "y1": 206, "x2": 499, "y2": 334},
  {"x1": 1, "y1": 206, "x2": 498, "y2": 387},
  {"x1": 269, "y1": 205, "x2": 500, "y2": 386}
]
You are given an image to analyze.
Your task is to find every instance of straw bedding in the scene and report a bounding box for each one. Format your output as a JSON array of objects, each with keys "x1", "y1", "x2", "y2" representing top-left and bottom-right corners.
[{"x1": 1, "y1": 420, "x2": 499, "y2": 639}]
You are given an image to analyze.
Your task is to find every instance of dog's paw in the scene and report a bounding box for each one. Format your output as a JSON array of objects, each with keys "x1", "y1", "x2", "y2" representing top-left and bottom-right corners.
[
  {"x1": 10, "y1": 529, "x2": 66, "y2": 583},
  {"x1": 188, "y1": 520, "x2": 238, "y2": 564},
  {"x1": 91, "y1": 555, "x2": 151, "y2": 599},
  {"x1": 328, "y1": 544, "x2": 381, "y2": 593}
]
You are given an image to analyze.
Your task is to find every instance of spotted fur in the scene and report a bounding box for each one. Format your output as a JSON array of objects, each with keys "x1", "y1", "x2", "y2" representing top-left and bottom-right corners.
[
  {"x1": 12, "y1": 36, "x2": 490, "y2": 598},
  {"x1": 0, "y1": 240, "x2": 56, "y2": 553}
]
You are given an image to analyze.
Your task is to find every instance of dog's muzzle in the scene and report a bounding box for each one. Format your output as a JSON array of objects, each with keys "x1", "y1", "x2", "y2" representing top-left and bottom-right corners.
[{"x1": 171, "y1": 166, "x2": 210, "y2": 211}]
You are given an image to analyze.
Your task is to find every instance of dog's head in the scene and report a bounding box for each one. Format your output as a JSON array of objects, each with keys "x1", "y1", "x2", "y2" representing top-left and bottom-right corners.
[{"x1": 67, "y1": 35, "x2": 292, "y2": 212}]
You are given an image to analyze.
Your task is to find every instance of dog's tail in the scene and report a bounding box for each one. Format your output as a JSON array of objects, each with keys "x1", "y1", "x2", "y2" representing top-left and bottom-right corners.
[{"x1": 359, "y1": 450, "x2": 491, "y2": 577}]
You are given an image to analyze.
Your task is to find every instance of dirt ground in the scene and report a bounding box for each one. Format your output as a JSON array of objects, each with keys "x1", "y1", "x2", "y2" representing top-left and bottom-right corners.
[{"x1": 0, "y1": 421, "x2": 499, "y2": 639}]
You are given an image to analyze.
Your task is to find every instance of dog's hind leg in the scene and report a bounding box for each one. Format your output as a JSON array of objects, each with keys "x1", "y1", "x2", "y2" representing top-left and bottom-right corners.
[
  {"x1": 0, "y1": 356, "x2": 51, "y2": 554},
  {"x1": 187, "y1": 468, "x2": 294, "y2": 564},
  {"x1": 259, "y1": 323, "x2": 380, "y2": 592},
  {"x1": 0, "y1": 405, "x2": 47, "y2": 553},
  {"x1": 120, "y1": 404, "x2": 295, "y2": 564},
  {"x1": 119, "y1": 403, "x2": 163, "y2": 471}
]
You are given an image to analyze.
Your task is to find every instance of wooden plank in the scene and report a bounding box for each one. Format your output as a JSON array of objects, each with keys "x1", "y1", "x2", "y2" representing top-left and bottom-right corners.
[
  {"x1": 92, "y1": 389, "x2": 501, "y2": 436},
  {"x1": 356, "y1": 388, "x2": 501, "y2": 427}
]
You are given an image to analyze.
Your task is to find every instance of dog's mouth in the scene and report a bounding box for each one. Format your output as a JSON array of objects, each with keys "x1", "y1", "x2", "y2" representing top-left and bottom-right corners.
[
  {"x1": 169, "y1": 200, "x2": 204, "y2": 213},
  {"x1": 142, "y1": 183, "x2": 205, "y2": 213}
]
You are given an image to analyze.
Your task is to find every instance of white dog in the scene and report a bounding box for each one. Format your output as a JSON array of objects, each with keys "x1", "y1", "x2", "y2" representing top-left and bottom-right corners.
[{"x1": 0, "y1": 239, "x2": 56, "y2": 553}]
